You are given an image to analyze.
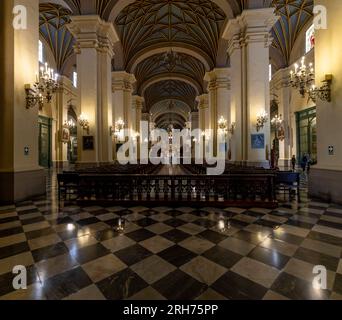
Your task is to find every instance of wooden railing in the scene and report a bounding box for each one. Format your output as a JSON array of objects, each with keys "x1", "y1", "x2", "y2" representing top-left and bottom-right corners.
[{"x1": 58, "y1": 172, "x2": 278, "y2": 208}]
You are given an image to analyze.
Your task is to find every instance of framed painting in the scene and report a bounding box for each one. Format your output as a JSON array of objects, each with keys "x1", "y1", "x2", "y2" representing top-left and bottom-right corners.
[
  {"x1": 251, "y1": 134, "x2": 265, "y2": 149},
  {"x1": 83, "y1": 136, "x2": 94, "y2": 150},
  {"x1": 61, "y1": 126, "x2": 70, "y2": 143}
]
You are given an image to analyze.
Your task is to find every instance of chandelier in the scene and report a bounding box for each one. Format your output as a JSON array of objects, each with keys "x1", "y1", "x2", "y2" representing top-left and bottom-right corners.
[
  {"x1": 256, "y1": 110, "x2": 268, "y2": 132},
  {"x1": 25, "y1": 62, "x2": 59, "y2": 110},
  {"x1": 111, "y1": 118, "x2": 125, "y2": 141},
  {"x1": 290, "y1": 57, "x2": 314, "y2": 97},
  {"x1": 218, "y1": 116, "x2": 228, "y2": 135},
  {"x1": 290, "y1": 57, "x2": 332, "y2": 102}
]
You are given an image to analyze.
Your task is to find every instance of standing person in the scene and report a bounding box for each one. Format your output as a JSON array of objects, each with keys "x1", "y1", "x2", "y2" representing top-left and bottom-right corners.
[
  {"x1": 307, "y1": 154, "x2": 311, "y2": 174},
  {"x1": 301, "y1": 154, "x2": 308, "y2": 172},
  {"x1": 291, "y1": 155, "x2": 296, "y2": 172}
]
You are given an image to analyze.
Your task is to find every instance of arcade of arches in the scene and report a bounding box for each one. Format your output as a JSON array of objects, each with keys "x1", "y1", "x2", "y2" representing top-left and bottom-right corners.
[{"x1": 1, "y1": 0, "x2": 342, "y2": 301}]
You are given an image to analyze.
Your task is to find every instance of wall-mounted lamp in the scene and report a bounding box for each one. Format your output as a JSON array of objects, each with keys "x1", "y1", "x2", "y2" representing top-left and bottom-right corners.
[
  {"x1": 79, "y1": 114, "x2": 90, "y2": 135},
  {"x1": 308, "y1": 74, "x2": 333, "y2": 103},
  {"x1": 218, "y1": 116, "x2": 228, "y2": 135},
  {"x1": 228, "y1": 122, "x2": 236, "y2": 136},
  {"x1": 290, "y1": 56, "x2": 314, "y2": 97},
  {"x1": 64, "y1": 119, "x2": 76, "y2": 130},
  {"x1": 111, "y1": 118, "x2": 125, "y2": 141},
  {"x1": 271, "y1": 114, "x2": 285, "y2": 141},
  {"x1": 256, "y1": 110, "x2": 268, "y2": 132},
  {"x1": 25, "y1": 62, "x2": 59, "y2": 110}
]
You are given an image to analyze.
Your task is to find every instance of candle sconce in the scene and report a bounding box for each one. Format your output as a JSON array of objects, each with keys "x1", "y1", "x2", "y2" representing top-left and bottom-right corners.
[
  {"x1": 256, "y1": 111, "x2": 268, "y2": 132},
  {"x1": 79, "y1": 114, "x2": 90, "y2": 135},
  {"x1": 308, "y1": 74, "x2": 333, "y2": 103},
  {"x1": 25, "y1": 62, "x2": 59, "y2": 110}
]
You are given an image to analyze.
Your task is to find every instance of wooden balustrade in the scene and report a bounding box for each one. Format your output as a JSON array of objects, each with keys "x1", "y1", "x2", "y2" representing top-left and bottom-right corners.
[{"x1": 58, "y1": 172, "x2": 278, "y2": 208}]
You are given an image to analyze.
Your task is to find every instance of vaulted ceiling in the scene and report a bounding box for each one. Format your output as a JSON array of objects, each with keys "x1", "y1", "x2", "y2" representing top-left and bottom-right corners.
[
  {"x1": 39, "y1": 3, "x2": 75, "y2": 72},
  {"x1": 40, "y1": 0, "x2": 314, "y2": 124},
  {"x1": 271, "y1": 0, "x2": 314, "y2": 66}
]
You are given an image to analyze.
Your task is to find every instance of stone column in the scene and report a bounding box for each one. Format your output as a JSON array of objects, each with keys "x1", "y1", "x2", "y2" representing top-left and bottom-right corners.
[
  {"x1": 196, "y1": 94, "x2": 209, "y2": 132},
  {"x1": 204, "y1": 68, "x2": 230, "y2": 157},
  {"x1": 224, "y1": 8, "x2": 278, "y2": 166},
  {"x1": 309, "y1": 0, "x2": 342, "y2": 204},
  {"x1": 112, "y1": 71, "x2": 136, "y2": 133},
  {"x1": 0, "y1": 0, "x2": 46, "y2": 203},
  {"x1": 68, "y1": 16, "x2": 118, "y2": 165},
  {"x1": 132, "y1": 95, "x2": 144, "y2": 160},
  {"x1": 112, "y1": 71, "x2": 136, "y2": 160},
  {"x1": 54, "y1": 76, "x2": 76, "y2": 169},
  {"x1": 271, "y1": 69, "x2": 292, "y2": 169}
]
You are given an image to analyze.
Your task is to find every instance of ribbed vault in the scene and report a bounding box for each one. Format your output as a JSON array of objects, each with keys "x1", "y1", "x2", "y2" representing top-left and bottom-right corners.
[
  {"x1": 114, "y1": 0, "x2": 227, "y2": 69},
  {"x1": 271, "y1": 0, "x2": 314, "y2": 66},
  {"x1": 135, "y1": 51, "x2": 206, "y2": 95},
  {"x1": 39, "y1": 3, "x2": 75, "y2": 72},
  {"x1": 144, "y1": 80, "x2": 197, "y2": 112}
]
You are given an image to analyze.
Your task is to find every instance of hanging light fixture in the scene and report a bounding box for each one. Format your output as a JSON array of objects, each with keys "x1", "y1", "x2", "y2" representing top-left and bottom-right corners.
[{"x1": 25, "y1": 62, "x2": 59, "y2": 110}]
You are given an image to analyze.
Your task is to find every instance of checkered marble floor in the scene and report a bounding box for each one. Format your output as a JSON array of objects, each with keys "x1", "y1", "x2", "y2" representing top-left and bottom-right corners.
[{"x1": 0, "y1": 174, "x2": 342, "y2": 300}]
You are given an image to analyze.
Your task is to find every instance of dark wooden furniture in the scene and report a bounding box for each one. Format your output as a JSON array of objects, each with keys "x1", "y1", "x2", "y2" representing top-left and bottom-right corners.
[
  {"x1": 276, "y1": 171, "x2": 301, "y2": 202},
  {"x1": 58, "y1": 172, "x2": 278, "y2": 208}
]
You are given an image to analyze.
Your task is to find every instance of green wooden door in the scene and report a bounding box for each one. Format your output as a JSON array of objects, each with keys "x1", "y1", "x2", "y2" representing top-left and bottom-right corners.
[{"x1": 38, "y1": 116, "x2": 52, "y2": 168}]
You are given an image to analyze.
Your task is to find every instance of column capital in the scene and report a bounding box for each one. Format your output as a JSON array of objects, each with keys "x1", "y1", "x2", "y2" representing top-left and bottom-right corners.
[
  {"x1": 196, "y1": 94, "x2": 209, "y2": 109},
  {"x1": 112, "y1": 71, "x2": 136, "y2": 91},
  {"x1": 67, "y1": 15, "x2": 119, "y2": 57},
  {"x1": 204, "y1": 68, "x2": 230, "y2": 91},
  {"x1": 270, "y1": 67, "x2": 291, "y2": 90},
  {"x1": 132, "y1": 95, "x2": 145, "y2": 109},
  {"x1": 223, "y1": 8, "x2": 279, "y2": 54}
]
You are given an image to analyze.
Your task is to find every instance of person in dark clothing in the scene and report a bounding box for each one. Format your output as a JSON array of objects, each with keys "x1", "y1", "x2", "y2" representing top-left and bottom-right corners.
[
  {"x1": 291, "y1": 155, "x2": 296, "y2": 172},
  {"x1": 301, "y1": 154, "x2": 308, "y2": 172}
]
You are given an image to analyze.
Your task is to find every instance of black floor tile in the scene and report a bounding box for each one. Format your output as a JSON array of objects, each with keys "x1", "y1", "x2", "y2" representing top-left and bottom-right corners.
[
  {"x1": 317, "y1": 220, "x2": 342, "y2": 230},
  {"x1": 158, "y1": 245, "x2": 196, "y2": 267},
  {"x1": 0, "y1": 265, "x2": 39, "y2": 297},
  {"x1": 136, "y1": 218, "x2": 158, "y2": 228},
  {"x1": 97, "y1": 268, "x2": 148, "y2": 300},
  {"x1": 271, "y1": 272, "x2": 330, "y2": 300},
  {"x1": 125, "y1": 229, "x2": 155, "y2": 242},
  {"x1": 70, "y1": 243, "x2": 110, "y2": 264},
  {"x1": 25, "y1": 227, "x2": 56, "y2": 240},
  {"x1": 94, "y1": 229, "x2": 119, "y2": 242},
  {"x1": 164, "y1": 218, "x2": 187, "y2": 228},
  {"x1": 32, "y1": 242, "x2": 69, "y2": 263},
  {"x1": 294, "y1": 247, "x2": 340, "y2": 271},
  {"x1": 286, "y1": 219, "x2": 314, "y2": 230},
  {"x1": 248, "y1": 246, "x2": 290, "y2": 269},
  {"x1": 211, "y1": 271, "x2": 268, "y2": 300},
  {"x1": 0, "y1": 241, "x2": 30, "y2": 260},
  {"x1": 202, "y1": 246, "x2": 242, "y2": 269},
  {"x1": 20, "y1": 216, "x2": 45, "y2": 226},
  {"x1": 76, "y1": 217, "x2": 100, "y2": 227},
  {"x1": 197, "y1": 230, "x2": 227, "y2": 244},
  {"x1": 307, "y1": 231, "x2": 342, "y2": 247},
  {"x1": 42, "y1": 267, "x2": 92, "y2": 300},
  {"x1": 0, "y1": 227, "x2": 24, "y2": 239},
  {"x1": 233, "y1": 230, "x2": 267, "y2": 245},
  {"x1": 161, "y1": 229, "x2": 191, "y2": 243},
  {"x1": 153, "y1": 270, "x2": 206, "y2": 300},
  {"x1": 114, "y1": 244, "x2": 152, "y2": 266},
  {"x1": 192, "y1": 219, "x2": 217, "y2": 229}
]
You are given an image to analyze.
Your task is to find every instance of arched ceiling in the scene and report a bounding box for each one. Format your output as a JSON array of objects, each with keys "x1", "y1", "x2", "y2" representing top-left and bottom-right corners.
[
  {"x1": 114, "y1": 0, "x2": 227, "y2": 69},
  {"x1": 271, "y1": 0, "x2": 314, "y2": 66},
  {"x1": 39, "y1": 3, "x2": 75, "y2": 72},
  {"x1": 135, "y1": 51, "x2": 206, "y2": 95},
  {"x1": 150, "y1": 99, "x2": 191, "y2": 122},
  {"x1": 156, "y1": 112, "x2": 187, "y2": 129},
  {"x1": 39, "y1": 0, "x2": 314, "y2": 127},
  {"x1": 144, "y1": 80, "x2": 197, "y2": 112}
]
